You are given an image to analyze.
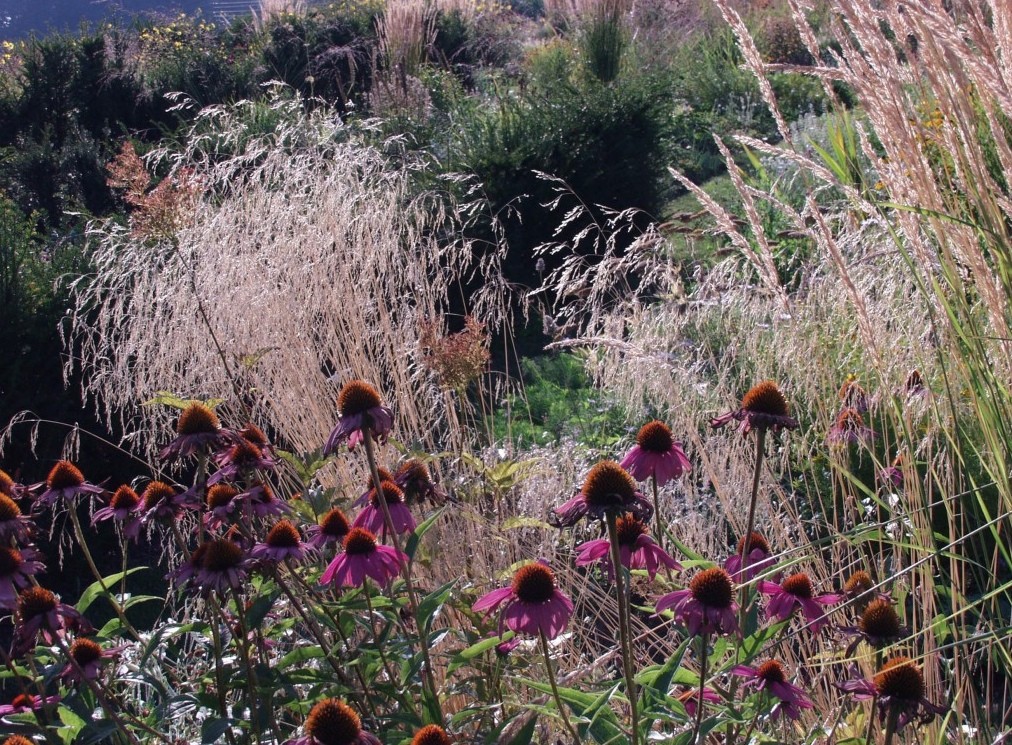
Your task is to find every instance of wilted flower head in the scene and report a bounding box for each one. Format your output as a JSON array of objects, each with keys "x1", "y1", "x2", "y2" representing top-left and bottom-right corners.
[
  {"x1": 904, "y1": 369, "x2": 926, "y2": 397},
  {"x1": 13, "y1": 586, "x2": 92, "y2": 655},
  {"x1": 473, "y1": 561, "x2": 573, "y2": 640},
  {"x1": 828, "y1": 407, "x2": 875, "y2": 445},
  {"x1": 710, "y1": 381, "x2": 799, "y2": 434},
  {"x1": 675, "y1": 687, "x2": 722, "y2": 719},
  {"x1": 759, "y1": 572, "x2": 842, "y2": 631},
  {"x1": 553, "y1": 460, "x2": 653, "y2": 527},
  {"x1": 32, "y1": 461, "x2": 104, "y2": 507},
  {"x1": 395, "y1": 458, "x2": 447, "y2": 505},
  {"x1": 160, "y1": 402, "x2": 231, "y2": 461},
  {"x1": 0, "y1": 493, "x2": 32, "y2": 542},
  {"x1": 351, "y1": 480, "x2": 415, "y2": 537},
  {"x1": 251, "y1": 520, "x2": 309, "y2": 564},
  {"x1": 575, "y1": 513, "x2": 681, "y2": 581},
  {"x1": 839, "y1": 376, "x2": 870, "y2": 412},
  {"x1": 205, "y1": 484, "x2": 241, "y2": 528},
  {"x1": 210, "y1": 438, "x2": 278, "y2": 483},
  {"x1": 0, "y1": 691, "x2": 61, "y2": 716},
  {"x1": 731, "y1": 659, "x2": 813, "y2": 721},
  {"x1": 320, "y1": 527, "x2": 406, "y2": 589},
  {"x1": 838, "y1": 655, "x2": 946, "y2": 731},
  {"x1": 725, "y1": 531, "x2": 774, "y2": 582},
  {"x1": 323, "y1": 380, "x2": 394, "y2": 453},
  {"x1": 289, "y1": 698, "x2": 381, "y2": 745},
  {"x1": 142, "y1": 481, "x2": 191, "y2": 523},
  {"x1": 190, "y1": 538, "x2": 248, "y2": 593},
  {"x1": 620, "y1": 420, "x2": 691, "y2": 486},
  {"x1": 656, "y1": 567, "x2": 739, "y2": 637},
  {"x1": 63, "y1": 638, "x2": 118, "y2": 683},
  {"x1": 879, "y1": 453, "x2": 906, "y2": 490}
]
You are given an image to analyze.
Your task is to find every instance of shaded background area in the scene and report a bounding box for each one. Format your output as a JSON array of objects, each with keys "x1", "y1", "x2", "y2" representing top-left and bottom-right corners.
[{"x1": 3, "y1": 0, "x2": 229, "y2": 37}]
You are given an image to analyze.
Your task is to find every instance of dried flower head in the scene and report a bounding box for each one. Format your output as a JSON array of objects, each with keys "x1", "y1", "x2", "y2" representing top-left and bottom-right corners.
[
  {"x1": 554, "y1": 461, "x2": 652, "y2": 526},
  {"x1": 710, "y1": 380, "x2": 799, "y2": 434}
]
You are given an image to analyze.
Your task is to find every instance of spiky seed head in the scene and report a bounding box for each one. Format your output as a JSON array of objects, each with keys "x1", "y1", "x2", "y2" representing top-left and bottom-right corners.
[
  {"x1": 304, "y1": 699, "x2": 362, "y2": 745},
  {"x1": 689, "y1": 568, "x2": 734, "y2": 608},
  {"x1": 782, "y1": 572, "x2": 814, "y2": 599},
  {"x1": 176, "y1": 402, "x2": 220, "y2": 435},
  {"x1": 741, "y1": 381, "x2": 790, "y2": 417},
  {"x1": 636, "y1": 421, "x2": 674, "y2": 453},
  {"x1": 581, "y1": 461, "x2": 636, "y2": 507},
  {"x1": 874, "y1": 656, "x2": 925, "y2": 701},
  {"x1": 337, "y1": 380, "x2": 382, "y2": 417},
  {"x1": 511, "y1": 563, "x2": 556, "y2": 604},
  {"x1": 46, "y1": 461, "x2": 85, "y2": 490}
]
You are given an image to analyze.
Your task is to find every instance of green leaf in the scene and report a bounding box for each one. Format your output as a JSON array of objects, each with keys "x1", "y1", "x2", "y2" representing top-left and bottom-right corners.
[
  {"x1": 405, "y1": 508, "x2": 444, "y2": 559},
  {"x1": 76, "y1": 567, "x2": 147, "y2": 614},
  {"x1": 141, "y1": 392, "x2": 224, "y2": 410},
  {"x1": 202, "y1": 717, "x2": 234, "y2": 744},
  {"x1": 277, "y1": 645, "x2": 326, "y2": 670},
  {"x1": 245, "y1": 589, "x2": 281, "y2": 629},
  {"x1": 448, "y1": 631, "x2": 515, "y2": 673},
  {"x1": 417, "y1": 579, "x2": 456, "y2": 636},
  {"x1": 500, "y1": 712, "x2": 538, "y2": 745},
  {"x1": 522, "y1": 679, "x2": 624, "y2": 743}
]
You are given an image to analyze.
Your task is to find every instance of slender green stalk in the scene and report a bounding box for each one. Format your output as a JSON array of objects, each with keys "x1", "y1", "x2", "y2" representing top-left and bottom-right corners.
[
  {"x1": 739, "y1": 428, "x2": 767, "y2": 633},
  {"x1": 692, "y1": 633, "x2": 709, "y2": 745},
  {"x1": 361, "y1": 425, "x2": 443, "y2": 724},
  {"x1": 606, "y1": 512, "x2": 640, "y2": 745},
  {"x1": 230, "y1": 587, "x2": 283, "y2": 744},
  {"x1": 538, "y1": 628, "x2": 581, "y2": 745},
  {"x1": 363, "y1": 580, "x2": 420, "y2": 719},
  {"x1": 651, "y1": 474, "x2": 663, "y2": 546}
]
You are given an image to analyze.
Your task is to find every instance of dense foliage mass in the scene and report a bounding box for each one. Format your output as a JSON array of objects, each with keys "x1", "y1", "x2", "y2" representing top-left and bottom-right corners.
[{"x1": 1, "y1": 0, "x2": 1010, "y2": 743}]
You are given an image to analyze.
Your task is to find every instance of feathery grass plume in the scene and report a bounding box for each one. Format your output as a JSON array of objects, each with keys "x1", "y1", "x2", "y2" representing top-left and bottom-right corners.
[{"x1": 66, "y1": 94, "x2": 492, "y2": 461}]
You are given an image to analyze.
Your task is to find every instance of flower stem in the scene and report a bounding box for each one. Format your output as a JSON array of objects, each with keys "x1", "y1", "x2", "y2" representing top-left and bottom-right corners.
[
  {"x1": 539, "y1": 627, "x2": 581, "y2": 745},
  {"x1": 651, "y1": 474, "x2": 663, "y2": 547},
  {"x1": 361, "y1": 425, "x2": 444, "y2": 725},
  {"x1": 692, "y1": 633, "x2": 709, "y2": 745},
  {"x1": 606, "y1": 512, "x2": 640, "y2": 745},
  {"x1": 882, "y1": 705, "x2": 899, "y2": 745},
  {"x1": 739, "y1": 428, "x2": 767, "y2": 633}
]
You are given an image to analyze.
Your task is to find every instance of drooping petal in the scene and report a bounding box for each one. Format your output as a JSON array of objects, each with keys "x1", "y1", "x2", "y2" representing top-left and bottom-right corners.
[{"x1": 473, "y1": 587, "x2": 515, "y2": 615}]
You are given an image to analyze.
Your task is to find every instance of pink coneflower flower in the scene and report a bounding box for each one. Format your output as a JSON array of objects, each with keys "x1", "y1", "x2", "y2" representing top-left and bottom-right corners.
[
  {"x1": 238, "y1": 422, "x2": 273, "y2": 458},
  {"x1": 160, "y1": 402, "x2": 232, "y2": 462},
  {"x1": 759, "y1": 572, "x2": 842, "y2": 631},
  {"x1": 192, "y1": 538, "x2": 248, "y2": 593},
  {"x1": 141, "y1": 480, "x2": 192, "y2": 523},
  {"x1": 838, "y1": 376, "x2": 869, "y2": 413},
  {"x1": 554, "y1": 460, "x2": 653, "y2": 527},
  {"x1": 411, "y1": 725, "x2": 452, "y2": 745},
  {"x1": 306, "y1": 507, "x2": 351, "y2": 550},
  {"x1": 473, "y1": 561, "x2": 573, "y2": 640},
  {"x1": 251, "y1": 520, "x2": 309, "y2": 564},
  {"x1": 351, "y1": 467, "x2": 395, "y2": 507},
  {"x1": 320, "y1": 527, "x2": 406, "y2": 589},
  {"x1": 675, "y1": 687, "x2": 722, "y2": 719},
  {"x1": 710, "y1": 381, "x2": 799, "y2": 434},
  {"x1": 31, "y1": 461, "x2": 104, "y2": 508},
  {"x1": 827, "y1": 407, "x2": 875, "y2": 445},
  {"x1": 656, "y1": 567, "x2": 739, "y2": 637},
  {"x1": 204, "y1": 484, "x2": 241, "y2": 528},
  {"x1": 575, "y1": 513, "x2": 681, "y2": 580},
  {"x1": 724, "y1": 531, "x2": 774, "y2": 582},
  {"x1": 91, "y1": 485, "x2": 144, "y2": 540},
  {"x1": 620, "y1": 421, "x2": 691, "y2": 486},
  {"x1": 62, "y1": 638, "x2": 118, "y2": 683},
  {"x1": 843, "y1": 569, "x2": 889, "y2": 613},
  {"x1": 0, "y1": 493, "x2": 33, "y2": 542},
  {"x1": 288, "y1": 698, "x2": 380, "y2": 745},
  {"x1": 323, "y1": 380, "x2": 394, "y2": 454},
  {"x1": 209, "y1": 439, "x2": 278, "y2": 484},
  {"x1": 238, "y1": 482, "x2": 290, "y2": 519},
  {"x1": 0, "y1": 545, "x2": 44, "y2": 609},
  {"x1": 13, "y1": 586, "x2": 92, "y2": 655},
  {"x1": 842, "y1": 597, "x2": 907, "y2": 654},
  {"x1": 0, "y1": 691, "x2": 61, "y2": 716},
  {"x1": 351, "y1": 480, "x2": 415, "y2": 537},
  {"x1": 731, "y1": 659, "x2": 814, "y2": 721},
  {"x1": 837, "y1": 655, "x2": 946, "y2": 731}
]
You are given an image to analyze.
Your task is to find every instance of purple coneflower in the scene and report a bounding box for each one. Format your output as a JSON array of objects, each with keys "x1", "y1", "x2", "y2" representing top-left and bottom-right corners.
[
  {"x1": 843, "y1": 597, "x2": 906, "y2": 654},
  {"x1": 204, "y1": 484, "x2": 241, "y2": 528},
  {"x1": 843, "y1": 569, "x2": 889, "y2": 613},
  {"x1": 396, "y1": 458, "x2": 447, "y2": 505},
  {"x1": 904, "y1": 369, "x2": 927, "y2": 397},
  {"x1": 192, "y1": 538, "x2": 248, "y2": 593},
  {"x1": 141, "y1": 480, "x2": 192, "y2": 523},
  {"x1": 320, "y1": 527, "x2": 406, "y2": 589},
  {"x1": 351, "y1": 480, "x2": 415, "y2": 537},
  {"x1": 827, "y1": 407, "x2": 875, "y2": 445},
  {"x1": 0, "y1": 545, "x2": 44, "y2": 608},
  {"x1": 0, "y1": 493, "x2": 33, "y2": 542},
  {"x1": 160, "y1": 402, "x2": 232, "y2": 462},
  {"x1": 323, "y1": 380, "x2": 394, "y2": 454},
  {"x1": 724, "y1": 531, "x2": 774, "y2": 582},
  {"x1": 759, "y1": 572, "x2": 842, "y2": 631},
  {"x1": 878, "y1": 453, "x2": 906, "y2": 490},
  {"x1": 62, "y1": 638, "x2": 118, "y2": 683},
  {"x1": 731, "y1": 659, "x2": 814, "y2": 721},
  {"x1": 411, "y1": 725, "x2": 452, "y2": 745},
  {"x1": 837, "y1": 655, "x2": 946, "y2": 731},
  {"x1": 473, "y1": 561, "x2": 573, "y2": 640},
  {"x1": 710, "y1": 380, "x2": 799, "y2": 434},
  {"x1": 210, "y1": 438, "x2": 278, "y2": 483},
  {"x1": 91, "y1": 485, "x2": 144, "y2": 540},
  {"x1": 351, "y1": 467, "x2": 395, "y2": 507},
  {"x1": 13, "y1": 586, "x2": 92, "y2": 655},
  {"x1": 251, "y1": 520, "x2": 309, "y2": 564},
  {"x1": 554, "y1": 460, "x2": 653, "y2": 527},
  {"x1": 656, "y1": 567, "x2": 739, "y2": 637},
  {"x1": 576, "y1": 513, "x2": 681, "y2": 581},
  {"x1": 838, "y1": 376, "x2": 870, "y2": 413},
  {"x1": 238, "y1": 422, "x2": 273, "y2": 458},
  {"x1": 620, "y1": 420, "x2": 691, "y2": 486},
  {"x1": 32, "y1": 461, "x2": 104, "y2": 508},
  {"x1": 0, "y1": 469, "x2": 26, "y2": 500},
  {"x1": 0, "y1": 691, "x2": 61, "y2": 716},
  {"x1": 4, "y1": 736, "x2": 38, "y2": 745},
  {"x1": 306, "y1": 507, "x2": 351, "y2": 550},
  {"x1": 287, "y1": 698, "x2": 380, "y2": 745},
  {"x1": 238, "y1": 482, "x2": 290, "y2": 519}
]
